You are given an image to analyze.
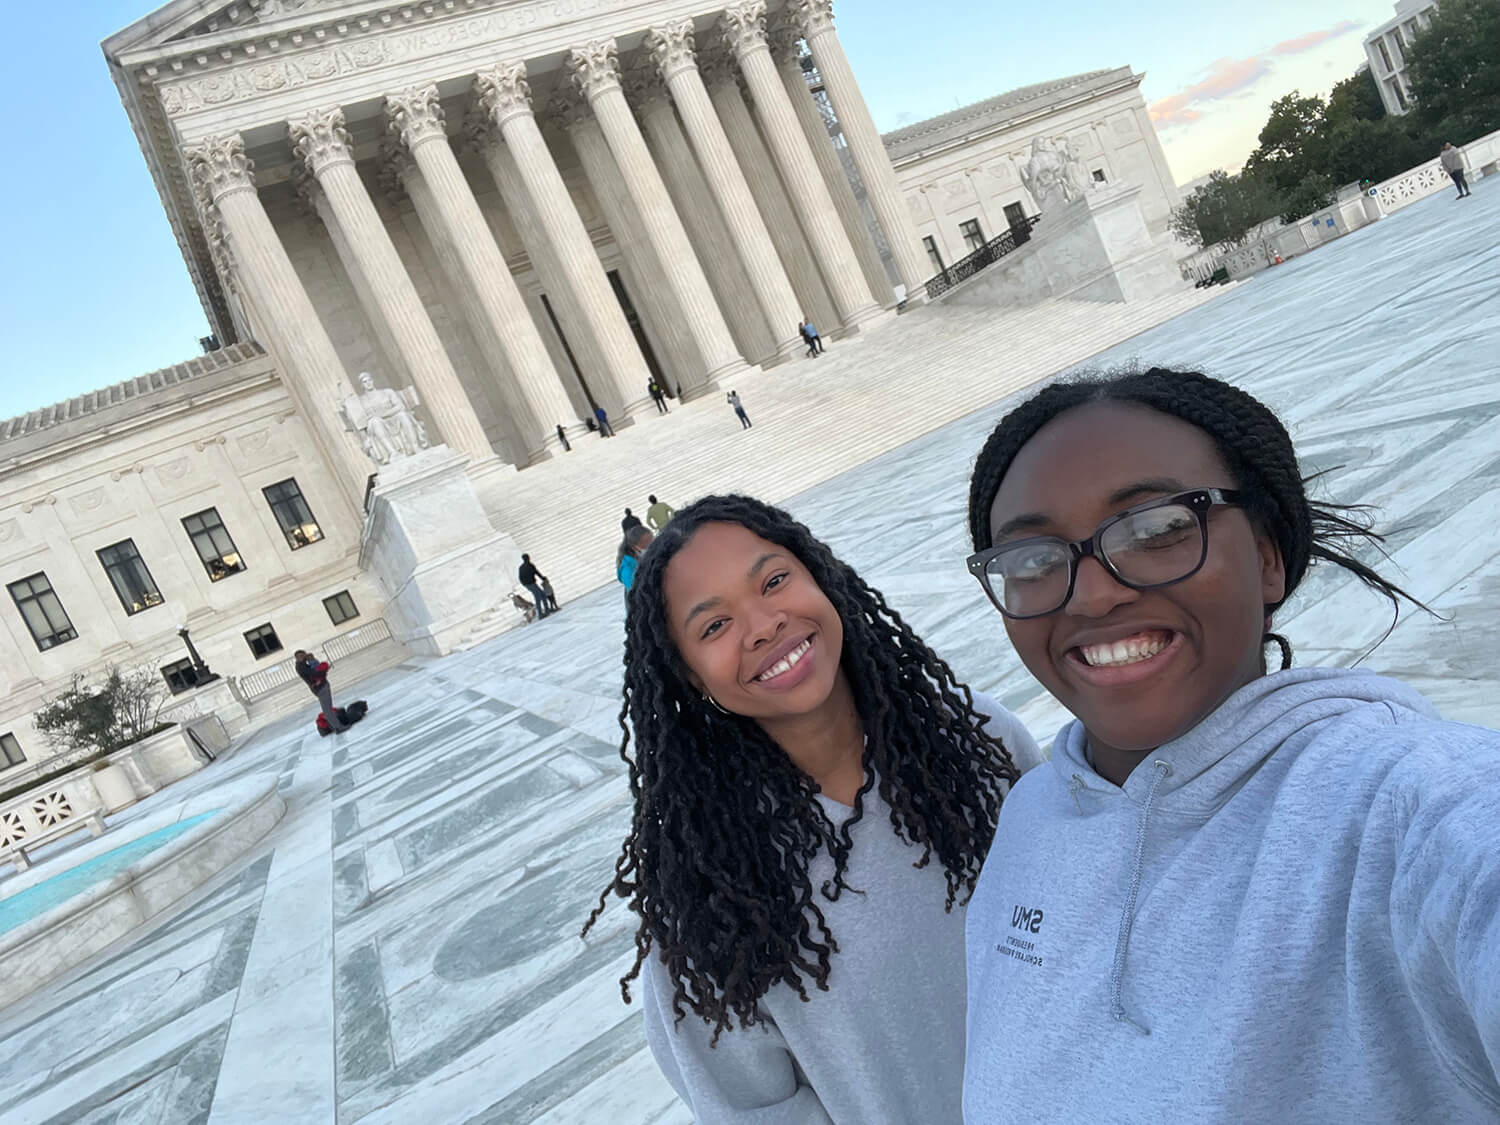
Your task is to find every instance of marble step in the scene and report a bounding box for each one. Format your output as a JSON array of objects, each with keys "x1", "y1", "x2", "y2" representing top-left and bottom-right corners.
[{"x1": 475, "y1": 286, "x2": 1229, "y2": 605}]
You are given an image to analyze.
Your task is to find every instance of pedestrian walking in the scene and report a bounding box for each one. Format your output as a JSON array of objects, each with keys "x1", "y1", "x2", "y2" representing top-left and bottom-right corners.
[
  {"x1": 518, "y1": 553, "x2": 557, "y2": 617},
  {"x1": 649, "y1": 380, "x2": 670, "y2": 414},
  {"x1": 295, "y1": 648, "x2": 349, "y2": 733},
  {"x1": 1440, "y1": 142, "x2": 1471, "y2": 198},
  {"x1": 622, "y1": 508, "x2": 644, "y2": 533},
  {"x1": 594, "y1": 404, "x2": 615, "y2": 437},
  {"x1": 798, "y1": 320, "x2": 816, "y2": 357},
  {"x1": 556, "y1": 423, "x2": 572, "y2": 452},
  {"x1": 646, "y1": 494, "x2": 674, "y2": 530},
  {"x1": 804, "y1": 316, "x2": 825, "y2": 355},
  {"x1": 727, "y1": 389, "x2": 752, "y2": 429},
  {"x1": 615, "y1": 525, "x2": 654, "y2": 595}
]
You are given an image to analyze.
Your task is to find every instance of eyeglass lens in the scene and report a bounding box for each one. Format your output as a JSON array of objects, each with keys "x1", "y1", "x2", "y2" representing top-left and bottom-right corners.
[{"x1": 989, "y1": 503, "x2": 1204, "y2": 616}]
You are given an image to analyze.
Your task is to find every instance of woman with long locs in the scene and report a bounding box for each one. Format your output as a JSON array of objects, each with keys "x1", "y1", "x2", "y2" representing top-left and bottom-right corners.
[
  {"x1": 582, "y1": 494, "x2": 1044, "y2": 1122},
  {"x1": 960, "y1": 368, "x2": 1500, "y2": 1122}
]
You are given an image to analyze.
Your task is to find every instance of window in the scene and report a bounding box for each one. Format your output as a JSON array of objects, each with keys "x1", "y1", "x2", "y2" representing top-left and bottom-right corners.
[
  {"x1": 262, "y1": 479, "x2": 323, "y2": 550},
  {"x1": 97, "y1": 539, "x2": 163, "y2": 615},
  {"x1": 1092, "y1": 169, "x2": 1108, "y2": 183},
  {"x1": 244, "y1": 623, "x2": 283, "y2": 659},
  {"x1": 182, "y1": 508, "x2": 245, "y2": 581},
  {"x1": 161, "y1": 658, "x2": 201, "y2": 695},
  {"x1": 8, "y1": 573, "x2": 78, "y2": 651},
  {"x1": 1390, "y1": 78, "x2": 1409, "y2": 111},
  {"x1": 0, "y1": 733, "x2": 23, "y2": 768},
  {"x1": 1376, "y1": 39, "x2": 1393, "y2": 72},
  {"x1": 922, "y1": 236, "x2": 946, "y2": 275},
  {"x1": 1003, "y1": 202, "x2": 1029, "y2": 232},
  {"x1": 324, "y1": 590, "x2": 359, "y2": 626},
  {"x1": 959, "y1": 218, "x2": 986, "y2": 253},
  {"x1": 1388, "y1": 33, "x2": 1404, "y2": 65}
]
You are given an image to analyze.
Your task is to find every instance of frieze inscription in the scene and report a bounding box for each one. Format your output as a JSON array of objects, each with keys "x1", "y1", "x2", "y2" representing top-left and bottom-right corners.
[{"x1": 157, "y1": 0, "x2": 636, "y2": 116}]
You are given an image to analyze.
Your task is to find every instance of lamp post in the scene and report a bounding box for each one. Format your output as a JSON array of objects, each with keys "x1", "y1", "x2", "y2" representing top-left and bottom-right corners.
[{"x1": 175, "y1": 623, "x2": 215, "y2": 684}]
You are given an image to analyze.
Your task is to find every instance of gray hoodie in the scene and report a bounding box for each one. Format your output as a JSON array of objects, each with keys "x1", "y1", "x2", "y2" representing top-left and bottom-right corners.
[
  {"x1": 964, "y1": 667, "x2": 1500, "y2": 1123},
  {"x1": 643, "y1": 693, "x2": 1042, "y2": 1123}
]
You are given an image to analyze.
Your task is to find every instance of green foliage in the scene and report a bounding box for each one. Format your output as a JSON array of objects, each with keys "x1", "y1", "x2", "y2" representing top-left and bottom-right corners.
[
  {"x1": 32, "y1": 666, "x2": 168, "y2": 757},
  {"x1": 1279, "y1": 173, "x2": 1337, "y2": 224},
  {"x1": 1170, "y1": 170, "x2": 1282, "y2": 248},
  {"x1": 1327, "y1": 68, "x2": 1386, "y2": 126},
  {"x1": 1246, "y1": 91, "x2": 1331, "y2": 195},
  {"x1": 1406, "y1": 0, "x2": 1500, "y2": 142}
]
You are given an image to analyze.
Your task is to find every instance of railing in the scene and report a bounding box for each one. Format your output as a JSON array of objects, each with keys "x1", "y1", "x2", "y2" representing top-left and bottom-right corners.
[
  {"x1": 924, "y1": 216, "x2": 1042, "y2": 299},
  {"x1": 233, "y1": 618, "x2": 393, "y2": 699}
]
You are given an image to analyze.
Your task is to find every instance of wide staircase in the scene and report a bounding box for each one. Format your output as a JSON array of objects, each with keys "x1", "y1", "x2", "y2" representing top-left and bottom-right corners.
[{"x1": 474, "y1": 286, "x2": 1227, "y2": 611}]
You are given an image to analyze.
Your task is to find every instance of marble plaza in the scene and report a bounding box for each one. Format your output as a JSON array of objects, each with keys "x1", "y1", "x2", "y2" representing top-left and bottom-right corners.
[{"x1": 1, "y1": 180, "x2": 1497, "y2": 1123}]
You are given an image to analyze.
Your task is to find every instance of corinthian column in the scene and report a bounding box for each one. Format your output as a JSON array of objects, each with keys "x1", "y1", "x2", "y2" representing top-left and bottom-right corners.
[
  {"x1": 767, "y1": 20, "x2": 895, "y2": 308},
  {"x1": 699, "y1": 43, "x2": 840, "y2": 337},
  {"x1": 645, "y1": 20, "x2": 802, "y2": 360},
  {"x1": 559, "y1": 97, "x2": 700, "y2": 398},
  {"x1": 184, "y1": 133, "x2": 368, "y2": 517},
  {"x1": 790, "y1": 0, "x2": 930, "y2": 299},
  {"x1": 288, "y1": 105, "x2": 499, "y2": 471},
  {"x1": 567, "y1": 38, "x2": 750, "y2": 396},
  {"x1": 719, "y1": 1, "x2": 881, "y2": 330},
  {"x1": 630, "y1": 65, "x2": 776, "y2": 366},
  {"x1": 474, "y1": 63, "x2": 654, "y2": 419},
  {"x1": 385, "y1": 84, "x2": 573, "y2": 462}
]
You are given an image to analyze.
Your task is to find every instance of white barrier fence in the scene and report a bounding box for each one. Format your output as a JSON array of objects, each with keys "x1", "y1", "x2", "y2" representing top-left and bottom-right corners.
[{"x1": 1179, "y1": 128, "x2": 1500, "y2": 283}]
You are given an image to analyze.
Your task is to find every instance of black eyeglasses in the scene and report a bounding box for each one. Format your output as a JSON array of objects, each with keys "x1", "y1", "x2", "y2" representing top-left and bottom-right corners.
[{"x1": 967, "y1": 488, "x2": 1245, "y2": 619}]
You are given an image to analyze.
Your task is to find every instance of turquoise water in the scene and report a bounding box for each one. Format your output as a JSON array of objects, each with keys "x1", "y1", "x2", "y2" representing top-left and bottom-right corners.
[{"x1": 0, "y1": 809, "x2": 221, "y2": 936}]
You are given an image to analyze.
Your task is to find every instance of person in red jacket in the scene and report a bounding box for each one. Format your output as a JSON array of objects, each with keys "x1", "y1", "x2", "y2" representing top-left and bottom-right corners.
[{"x1": 295, "y1": 649, "x2": 348, "y2": 734}]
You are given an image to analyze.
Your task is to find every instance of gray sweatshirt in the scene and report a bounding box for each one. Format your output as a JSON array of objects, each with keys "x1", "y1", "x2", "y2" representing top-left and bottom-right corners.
[
  {"x1": 964, "y1": 667, "x2": 1500, "y2": 1123},
  {"x1": 642, "y1": 693, "x2": 1042, "y2": 1123},
  {"x1": 1441, "y1": 146, "x2": 1465, "y2": 172}
]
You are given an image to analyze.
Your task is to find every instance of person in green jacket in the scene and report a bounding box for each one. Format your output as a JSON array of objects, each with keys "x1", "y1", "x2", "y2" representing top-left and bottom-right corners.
[{"x1": 646, "y1": 494, "x2": 674, "y2": 530}]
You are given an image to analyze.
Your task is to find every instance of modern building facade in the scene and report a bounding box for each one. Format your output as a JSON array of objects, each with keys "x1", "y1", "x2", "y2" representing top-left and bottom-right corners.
[{"x1": 1363, "y1": 0, "x2": 1440, "y2": 116}]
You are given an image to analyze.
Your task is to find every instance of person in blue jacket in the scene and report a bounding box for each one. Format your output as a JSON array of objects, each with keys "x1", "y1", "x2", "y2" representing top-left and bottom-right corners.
[
  {"x1": 960, "y1": 367, "x2": 1500, "y2": 1123},
  {"x1": 616, "y1": 525, "x2": 653, "y2": 593}
]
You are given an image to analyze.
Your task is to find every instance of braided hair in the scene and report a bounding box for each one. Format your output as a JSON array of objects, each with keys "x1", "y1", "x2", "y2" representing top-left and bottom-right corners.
[
  {"x1": 582, "y1": 494, "x2": 1021, "y2": 1040},
  {"x1": 967, "y1": 367, "x2": 1425, "y2": 667}
]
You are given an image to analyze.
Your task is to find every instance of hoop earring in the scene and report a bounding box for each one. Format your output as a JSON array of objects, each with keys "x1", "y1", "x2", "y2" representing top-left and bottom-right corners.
[{"x1": 702, "y1": 693, "x2": 732, "y2": 716}]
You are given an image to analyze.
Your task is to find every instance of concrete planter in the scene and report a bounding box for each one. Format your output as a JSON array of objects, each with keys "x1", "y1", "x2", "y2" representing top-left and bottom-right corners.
[{"x1": 91, "y1": 764, "x2": 138, "y2": 813}]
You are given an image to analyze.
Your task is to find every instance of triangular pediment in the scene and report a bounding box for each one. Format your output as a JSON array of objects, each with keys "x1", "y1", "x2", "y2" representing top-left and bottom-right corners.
[{"x1": 103, "y1": 0, "x2": 372, "y2": 58}]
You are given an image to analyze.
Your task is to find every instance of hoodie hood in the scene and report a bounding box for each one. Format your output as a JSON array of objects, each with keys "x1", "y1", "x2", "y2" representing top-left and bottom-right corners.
[{"x1": 1050, "y1": 666, "x2": 1438, "y2": 816}]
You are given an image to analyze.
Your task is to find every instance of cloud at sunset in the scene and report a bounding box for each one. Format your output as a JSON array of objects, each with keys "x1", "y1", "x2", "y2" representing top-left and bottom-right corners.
[{"x1": 1148, "y1": 19, "x2": 1364, "y2": 129}]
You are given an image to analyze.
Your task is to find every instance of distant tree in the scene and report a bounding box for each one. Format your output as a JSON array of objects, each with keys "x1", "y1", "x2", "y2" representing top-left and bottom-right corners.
[
  {"x1": 1245, "y1": 91, "x2": 1331, "y2": 195},
  {"x1": 1279, "y1": 173, "x2": 1338, "y2": 224},
  {"x1": 1406, "y1": 0, "x2": 1500, "y2": 142},
  {"x1": 1169, "y1": 170, "x2": 1281, "y2": 248},
  {"x1": 33, "y1": 666, "x2": 168, "y2": 757},
  {"x1": 1325, "y1": 115, "x2": 1435, "y2": 185},
  {"x1": 1326, "y1": 67, "x2": 1387, "y2": 126}
]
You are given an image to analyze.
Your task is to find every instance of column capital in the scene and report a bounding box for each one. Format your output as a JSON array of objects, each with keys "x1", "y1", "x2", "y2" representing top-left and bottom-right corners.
[
  {"x1": 623, "y1": 60, "x2": 672, "y2": 120},
  {"x1": 789, "y1": 0, "x2": 836, "y2": 38},
  {"x1": 475, "y1": 62, "x2": 534, "y2": 129},
  {"x1": 288, "y1": 105, "x2": 354, "y2": 176},
  {"x1": 718, "y1": 1, "x2": 769, "y2": 59},
  {"x1": 766, "y1": 19, "x2": 802, "y2": 68},
  {"x1": 376, "y1": 138, "x2": 416, "y2": 203},
  {"x1": 697, "y1": 40, "x2": 738, "y2": 89},
  {"x1": 184, "y1": 133, "x2": 256, "y2": 203},
  {"x1": 566, "y1": 39, "x2": 622, "y2": 103},
  {"x1": 644, "y1": 19, "x2": 698, "y2": 83},
  {"x1": 546, "y1": 91, "x2": 591, "y2": 133},
  {"x1": 385, "y1": 84, "x2": 447, "y2": 149}
]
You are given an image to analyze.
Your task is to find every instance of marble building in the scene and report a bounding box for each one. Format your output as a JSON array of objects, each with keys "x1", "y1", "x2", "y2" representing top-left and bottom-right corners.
[
  {"x1": 885, "y1": 67, "x2": 1182, "y2": 273},
  {"x1": 1363, "y1": 0, "x2": 1440, "y2": 117}
]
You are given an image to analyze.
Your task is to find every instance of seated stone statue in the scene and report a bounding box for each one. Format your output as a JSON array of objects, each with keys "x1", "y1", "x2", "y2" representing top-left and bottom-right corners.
[{"x1": 340, "y1": 371, "x2": 429, "y2": 465}]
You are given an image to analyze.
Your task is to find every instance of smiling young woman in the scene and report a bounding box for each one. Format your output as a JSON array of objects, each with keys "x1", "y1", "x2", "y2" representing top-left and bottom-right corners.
[
  {"x1": 960, "y1": 368, "x2": 1500, "y2": 1123},
  {"x1": 582, "y1": 494, "x2": 1043, "y2": 1123}
]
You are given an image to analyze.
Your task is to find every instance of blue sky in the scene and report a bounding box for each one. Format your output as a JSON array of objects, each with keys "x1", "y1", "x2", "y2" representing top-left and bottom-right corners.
[{"x1": 0, "y1": 0, "x2": 1396, "y2": 421}]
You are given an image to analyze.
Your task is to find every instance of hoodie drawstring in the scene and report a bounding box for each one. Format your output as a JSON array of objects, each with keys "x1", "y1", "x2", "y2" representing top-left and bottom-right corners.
[
  {"x1": 1110, "y1": 759, "x2": 1171, "y2": 1035},
  {"x1": 1069, "y1": 774, "x2": 1087, "y2": 814}
]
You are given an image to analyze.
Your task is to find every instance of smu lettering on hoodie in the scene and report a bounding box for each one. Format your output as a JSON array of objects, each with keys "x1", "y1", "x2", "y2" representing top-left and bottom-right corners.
[
  {"x1": 964, "y1": 667, "x2": 1500, "y2": 1123},
  {"x1": 643, "y1": 693, "x2": 1043, "y2": 1124}
]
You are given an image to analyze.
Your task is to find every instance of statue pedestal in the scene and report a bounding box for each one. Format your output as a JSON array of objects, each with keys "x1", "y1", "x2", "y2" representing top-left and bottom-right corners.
[
  {"x1": 946, "y1": 183, "x2": 1183, "y2": 309},
  {"x1": 359, "y1": 445, "x2": 524, "y2": 656}
]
